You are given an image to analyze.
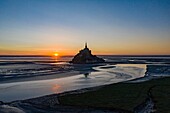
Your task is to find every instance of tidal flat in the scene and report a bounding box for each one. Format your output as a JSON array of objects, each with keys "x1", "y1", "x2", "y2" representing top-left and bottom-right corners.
[{"x1": 0, "y1": 56, "x2": 170, "y2": 113}]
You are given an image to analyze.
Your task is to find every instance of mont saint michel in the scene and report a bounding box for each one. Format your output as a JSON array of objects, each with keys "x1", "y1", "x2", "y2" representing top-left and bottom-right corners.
[
  {"x1": 0, "y1": 0, "x2": 170, "y2": 113},
  {"x1": 70, "y1": 43, "x2": 105, "y2": 64}
]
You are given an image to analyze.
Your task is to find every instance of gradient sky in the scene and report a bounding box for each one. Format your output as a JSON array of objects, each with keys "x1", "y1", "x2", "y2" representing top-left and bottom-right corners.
[{"x1": 0, "y1": 0, "x2": 170, "y2": 55}]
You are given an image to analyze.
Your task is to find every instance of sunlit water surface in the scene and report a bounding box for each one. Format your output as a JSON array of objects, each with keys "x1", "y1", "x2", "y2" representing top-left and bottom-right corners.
[{"x1": 0, "y1": 64, "x2": 146, "y2": 102}]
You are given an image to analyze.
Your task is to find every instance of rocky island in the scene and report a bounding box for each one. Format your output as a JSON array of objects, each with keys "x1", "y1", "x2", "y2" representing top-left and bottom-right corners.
[{"x1": 70, "y1": 43, "x2": 105, "y2": 64}]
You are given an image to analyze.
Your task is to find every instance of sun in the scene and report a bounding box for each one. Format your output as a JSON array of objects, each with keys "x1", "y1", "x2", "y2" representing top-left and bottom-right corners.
[{"x1": 54, "y1": 53, "x2": 59, "y2": 56}]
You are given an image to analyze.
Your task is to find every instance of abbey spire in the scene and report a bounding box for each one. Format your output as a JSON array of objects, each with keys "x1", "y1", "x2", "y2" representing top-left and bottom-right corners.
[{"x1": 85, "y1": 42, "x2": 87, "y2": 48}]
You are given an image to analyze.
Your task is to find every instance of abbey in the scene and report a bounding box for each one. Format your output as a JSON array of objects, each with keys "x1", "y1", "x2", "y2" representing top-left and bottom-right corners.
[{"x1": 70, "y1": 43, "x2": 105, "y2": 64}]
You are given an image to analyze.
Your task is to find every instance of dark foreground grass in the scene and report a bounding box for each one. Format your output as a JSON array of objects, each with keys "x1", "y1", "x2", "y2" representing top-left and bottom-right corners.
[
  {"x1": 151, "y1": 85, "x2": 170, "y2": 113},
  {"x1": 58, "y1": 77, "x2": 170, "y2": 112}
]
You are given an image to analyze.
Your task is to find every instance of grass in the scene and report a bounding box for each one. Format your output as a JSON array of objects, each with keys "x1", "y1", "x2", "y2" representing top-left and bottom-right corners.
[
  {"x1": 58, "y1": 77, "x2": 170, "y2": 112},
  {"x1": 151, "y1": 85, "x2": 170, "y2": 113}
]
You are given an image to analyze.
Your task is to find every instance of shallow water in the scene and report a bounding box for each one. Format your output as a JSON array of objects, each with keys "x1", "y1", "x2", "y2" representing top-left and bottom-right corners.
[
  {"x1": 0, "y1": 56, "x2": 170, "y2": 102},
  {"x1": 0, "y1": 64, "x2": 146, "y2": 102}
]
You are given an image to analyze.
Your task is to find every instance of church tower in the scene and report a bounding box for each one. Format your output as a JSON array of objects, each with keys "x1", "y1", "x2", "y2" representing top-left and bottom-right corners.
[{"x1": 85, "y1": 42, "x2": 87, "y2": 48}]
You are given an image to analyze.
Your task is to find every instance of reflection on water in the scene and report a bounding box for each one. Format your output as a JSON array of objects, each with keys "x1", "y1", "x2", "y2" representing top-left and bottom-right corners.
[
  {"x1": 0, "y1": 64, "x2": 146, "y2": 102},
  {"x1": 52, "y1": 84, "x2": 61, "y2": 93},
  {"x1": 84, "y1": 72, "x2": 90, "y2": 78},
  {"x1": 116, "y1": 64, "x2": 146, "y2": 69}
]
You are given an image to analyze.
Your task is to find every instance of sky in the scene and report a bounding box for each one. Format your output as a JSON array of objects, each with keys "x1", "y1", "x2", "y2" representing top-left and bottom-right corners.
[{"x1": 0, "y1": 0, "x2": 170, "y2": 55}]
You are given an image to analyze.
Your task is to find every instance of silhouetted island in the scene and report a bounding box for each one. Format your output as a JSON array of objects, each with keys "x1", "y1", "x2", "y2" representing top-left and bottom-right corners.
[{"x1": 70, "y1": 43, "x2": 105, "y2": 64}]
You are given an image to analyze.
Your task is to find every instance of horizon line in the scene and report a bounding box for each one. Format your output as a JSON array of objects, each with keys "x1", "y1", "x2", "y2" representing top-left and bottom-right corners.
[{"x1": 0, "y1": 54, "x2": 170, "y2": 57}]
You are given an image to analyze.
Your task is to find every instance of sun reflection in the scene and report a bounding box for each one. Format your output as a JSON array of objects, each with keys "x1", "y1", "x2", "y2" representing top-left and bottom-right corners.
[{"x1": 52, "y1": 84, "x2": 60, "y2": 93}]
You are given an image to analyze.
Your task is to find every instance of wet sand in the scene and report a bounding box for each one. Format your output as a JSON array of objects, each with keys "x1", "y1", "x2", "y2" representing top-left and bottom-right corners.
[
  {"x1": 0, "y1": 64, "x2": 146, "y2": 102},
  {"x1": 0, "y1": 71, "x2": 80, "y2": 84},
  {"x1": 0, "y1": 64, "x2": 169, "y2": 113}
]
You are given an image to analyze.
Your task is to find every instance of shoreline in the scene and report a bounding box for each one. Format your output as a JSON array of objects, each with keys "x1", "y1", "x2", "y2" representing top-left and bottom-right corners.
[
  {"x1": 0, "y1": 75, "x2": 169, "y2": 113},
  {"x1": 1, "y1": 75, "x2": 168, "y2": 113},
  {"x1": 22, "y1": 74, "x2": 160, "y2": 99}
]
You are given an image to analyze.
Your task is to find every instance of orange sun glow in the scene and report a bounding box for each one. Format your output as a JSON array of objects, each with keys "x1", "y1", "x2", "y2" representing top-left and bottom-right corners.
[{"x1": 54, "y1": 53, "x2": 59, "y2": 56}]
